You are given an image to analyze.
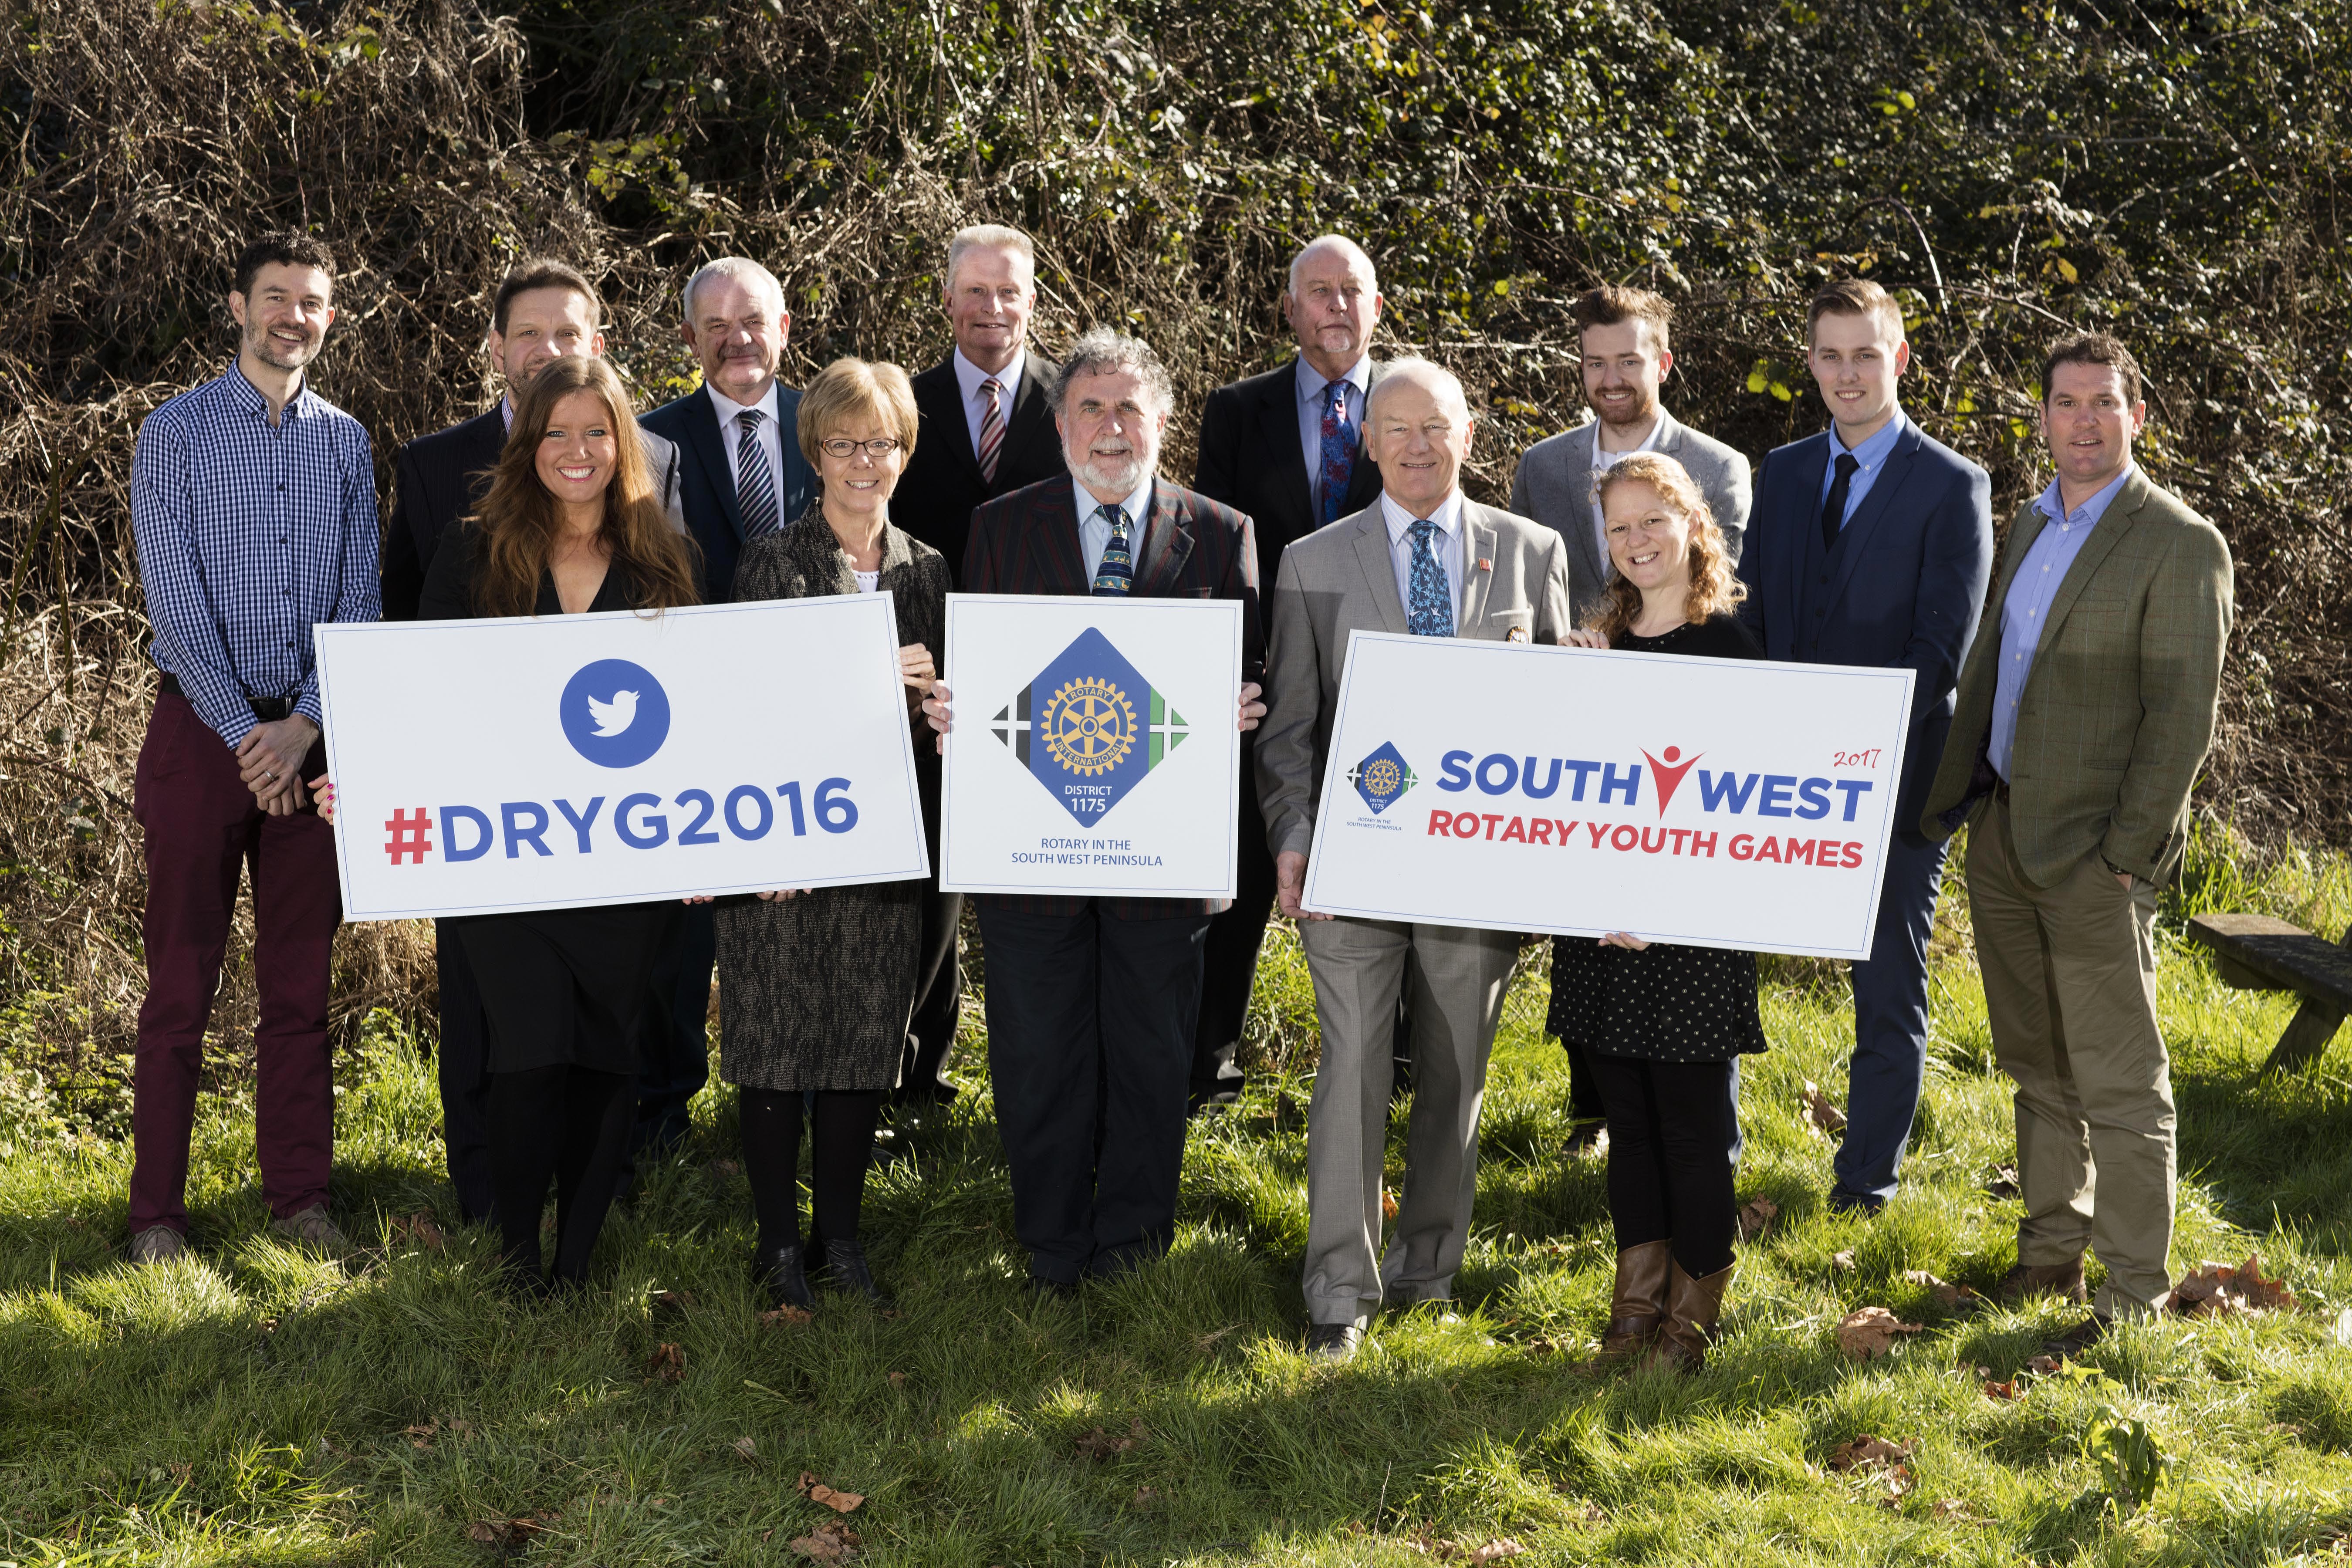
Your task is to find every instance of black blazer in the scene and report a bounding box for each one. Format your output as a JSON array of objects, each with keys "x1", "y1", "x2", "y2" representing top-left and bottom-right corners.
[
  {"x1": 383, "y1": 407, "x2": 686, "y2": 621},
  {"x1": 639, "y1": 385, "x2": 813, "y2": 605},
  {"x1": 895, "y1": 352, "x2": 1065, "y2": 589},
  {"x1": 1193, "y1": 355, "x2": 1386, "y2": 600}
]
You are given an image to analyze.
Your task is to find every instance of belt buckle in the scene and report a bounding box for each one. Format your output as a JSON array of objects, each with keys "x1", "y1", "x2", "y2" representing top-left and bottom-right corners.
[{"x1": 250, "y1": 695, "x2": 294, "y2": 723}]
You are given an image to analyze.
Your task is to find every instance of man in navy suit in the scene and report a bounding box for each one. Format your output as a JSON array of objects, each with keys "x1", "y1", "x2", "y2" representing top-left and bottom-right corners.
[
  {"x1": 382, "y1": 257, "x2": 680, "y2": 1222},
  {"x1": 635, "y1": 257, "x2": 815, "y2": 1162},
  {"x1": 1738, "y1": 278, "x2": 1993, "y2": 1215}
]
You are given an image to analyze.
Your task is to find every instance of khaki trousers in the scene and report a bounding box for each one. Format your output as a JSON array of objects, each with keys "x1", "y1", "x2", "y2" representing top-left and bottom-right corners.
[
  {"x1": 1298, "y1": 917, "x2": 1519, "y2": 1327},
  {"x1": 1967, "y1": 798, "x2": 2175, "y2": 1318}
]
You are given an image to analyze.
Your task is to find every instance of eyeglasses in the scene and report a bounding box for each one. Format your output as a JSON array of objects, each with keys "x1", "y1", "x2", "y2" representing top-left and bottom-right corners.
[{"x1": 818, "y1": 437, "x2": 903, "y2": 458}]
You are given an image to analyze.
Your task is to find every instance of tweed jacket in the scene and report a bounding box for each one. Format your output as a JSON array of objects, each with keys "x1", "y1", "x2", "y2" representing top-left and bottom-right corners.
[
  {"x1": 1922, "y1": 468, "x2": 2233, "y2": 889},
  {"x1": 714, "y1": 507, "x2": 950, "y2": 1091},
  {"x1": 962, "y1": 473, "x2": 1263, "y2": 919},
  {"x1": 1508, "y1": 407, "x2": 1751, "y2": 627},
  {"x1": 1256, "y1": 496, "x2": 1573, "y2": 862}
]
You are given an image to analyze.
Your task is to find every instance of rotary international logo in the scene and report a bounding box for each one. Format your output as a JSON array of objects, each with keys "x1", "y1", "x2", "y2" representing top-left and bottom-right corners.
[
  {"x1": 1346, "y1": 740, "x2": 1417, "y2": 815},
  {"x1": 991, "y1": 628, "x2": 1188, "y2": 824}
]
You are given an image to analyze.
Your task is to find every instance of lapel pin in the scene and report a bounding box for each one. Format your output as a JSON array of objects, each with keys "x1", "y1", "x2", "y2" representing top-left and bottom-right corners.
[
  {"x1": 1477, "y1": 557, "x2": 1493, "y2": 572},
  {"x1": 1507, "y1": 625, "x2": 1528, "y2": 643}
]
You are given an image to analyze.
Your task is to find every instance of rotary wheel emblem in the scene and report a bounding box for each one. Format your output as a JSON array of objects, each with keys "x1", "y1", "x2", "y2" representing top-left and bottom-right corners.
[
  {"x1": 1365, "y1": 758, "x2": 1401, "y2": 796},
  {"x1": 1041, "y1": 676, "x2": 1137, "y2": 775}
]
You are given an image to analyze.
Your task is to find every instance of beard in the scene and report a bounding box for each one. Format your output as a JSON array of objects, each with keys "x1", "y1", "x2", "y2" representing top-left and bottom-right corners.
[
  {"x1": 1070, "y1": 443, "x2": 1154, "y2": 500},
  {"x1": 1593, "y1": 386, "x2": 1660, "y2": 431},
  {"x1": 244, "y1": 318, "x2": 322, "y2": 372}
]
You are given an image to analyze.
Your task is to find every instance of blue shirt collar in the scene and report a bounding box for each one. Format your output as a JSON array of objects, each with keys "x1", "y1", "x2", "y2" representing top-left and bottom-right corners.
[
  {"x1": 225, "y1": 359, "x2": 318, "y2": 420},
  {"x1": 1073, "y1": 474, "x2": 1155, "y2": 528},
  {"x1": 1297, "y1": 354, "x2": 1373, "y2": 406},
  {"x1": 2034, "y1": 464, "x2": 2136, "y2": 530},
  {"x1": 1828, "y1": 407, "x2": 1906, "y2": 470}
]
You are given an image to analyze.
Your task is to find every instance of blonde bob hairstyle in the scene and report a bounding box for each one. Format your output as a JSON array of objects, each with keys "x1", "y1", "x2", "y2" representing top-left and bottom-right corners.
[
  {"x1": 1588, "y1": 452, "x2": 1745, "y2": 644},
  {"x1": 797, "y1": 357, "x2": 921, "y2": 470}
]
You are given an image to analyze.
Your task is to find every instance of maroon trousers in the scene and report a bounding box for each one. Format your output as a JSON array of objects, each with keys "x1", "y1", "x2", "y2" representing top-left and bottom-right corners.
[{"x1": 130, "y1": 692, "x2": 340, "y2": 1233}]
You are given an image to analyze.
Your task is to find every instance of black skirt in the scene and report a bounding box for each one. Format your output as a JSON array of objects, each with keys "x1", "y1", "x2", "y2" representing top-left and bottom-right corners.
[{"x1": 453, "y1": 902, "x2": 679, "y2": 1075}]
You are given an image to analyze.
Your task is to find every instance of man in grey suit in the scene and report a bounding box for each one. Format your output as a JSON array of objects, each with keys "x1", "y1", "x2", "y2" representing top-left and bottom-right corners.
[
  {"x1": 1257, "y1": 358, "x2": 1572, "y2": 1361},
  {"x1": 1511, "y1": 286, "x2": 1750, "y2": 626},
  {"x1": 1508, "y1": 283, "x2": 1750, "y2": 1147}
]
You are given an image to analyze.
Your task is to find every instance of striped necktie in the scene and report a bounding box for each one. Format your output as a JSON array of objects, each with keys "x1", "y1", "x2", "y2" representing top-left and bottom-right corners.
[
  {"x1": 976, "y1": 378, "x2": 1006, "y2": 486},
  {"x1": 734, "y1": 407, "x2": 780, "y2": 538},
  {"x1": 1091, "y1": 504, "x2": 1134, "y2": 595},
  {"x1": 1406, "y1": 519, "x2": 1453, "y2": 636}
]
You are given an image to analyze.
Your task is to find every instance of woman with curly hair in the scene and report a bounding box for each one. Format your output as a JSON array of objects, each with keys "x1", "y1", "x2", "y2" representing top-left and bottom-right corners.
[{"x1": 1551, "y1": 451, "x2": 1767, "y2": 1371}]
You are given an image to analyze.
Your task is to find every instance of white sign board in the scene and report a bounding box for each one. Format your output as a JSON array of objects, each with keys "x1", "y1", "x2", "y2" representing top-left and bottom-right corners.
[
  {"x1": 315, "y1": 596, "x2": 930, "y2": 921},
  {"x1": 939, "y1": 594, "x2": 1242, "y2": 899},
  {"x1": 1301, "y1": 632, "x2": 1915, "y2": 958}
]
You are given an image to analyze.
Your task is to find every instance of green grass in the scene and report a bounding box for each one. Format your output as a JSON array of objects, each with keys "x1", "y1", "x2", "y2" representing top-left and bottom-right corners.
[{"x1": 5, "y1": 826, "x2": 2352, "y2": 1565}]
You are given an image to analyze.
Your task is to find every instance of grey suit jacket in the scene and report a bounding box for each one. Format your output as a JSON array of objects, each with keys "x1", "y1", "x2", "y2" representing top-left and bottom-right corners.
[
  {"x1": 1257, "y1": 496, "x2": 1573, "y2": 860},
  {"x1": 1508, "y1": 408, "x2": 1751, "y2": 627}
]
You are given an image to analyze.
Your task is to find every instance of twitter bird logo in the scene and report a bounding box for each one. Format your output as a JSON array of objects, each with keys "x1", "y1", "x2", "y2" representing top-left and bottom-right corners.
[
  {"x1": 559, "y1": 660, "x2": 671, "y2": 768},
  {"x1": 587, "y1": 689, "x2": 639, "y2": 737}
]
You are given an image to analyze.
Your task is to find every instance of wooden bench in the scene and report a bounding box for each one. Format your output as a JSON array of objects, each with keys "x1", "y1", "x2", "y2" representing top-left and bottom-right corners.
[{"x1": 2184, "y1": 912, "x2": 2352, "y2": 1077}]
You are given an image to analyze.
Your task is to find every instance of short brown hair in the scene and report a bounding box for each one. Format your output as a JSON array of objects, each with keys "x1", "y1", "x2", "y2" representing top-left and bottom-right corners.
[
  {"x1": 1572, "y1": 286, "x2": 1673, "y2": 353},
  {"x1": 1807, "y1": 278, "x2": 1905, "y2": 346},
  {"x1": 2041, "y1": 332, "x2": 2144, "y2": 405},
  {"x1": 233, "y1": 232, "x2": 335, "y2": 300},
  {"x1": 798, "y1": 358, "x2": 922, "y2": 467},
  {"x1": 1588, "y1": 453, "x2": 1746, "y2": 643},
  {"x1": 493, "y1": 258, "x2": 601, "y2": 336}
]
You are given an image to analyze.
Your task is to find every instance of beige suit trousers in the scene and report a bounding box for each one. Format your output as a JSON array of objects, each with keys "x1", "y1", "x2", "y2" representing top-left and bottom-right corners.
[
  {"x1": 1298, "y1": 916, "x2": 1520, "y2": 1326},
  {"x1": 1967, "y1": 798, "x2": 2175, "y2": 1318}
]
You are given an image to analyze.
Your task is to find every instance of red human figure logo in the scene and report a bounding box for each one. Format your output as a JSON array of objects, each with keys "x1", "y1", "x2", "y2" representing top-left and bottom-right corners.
[{"x1": 1642, "y1": 746, "x2": 1702, "y2": 816}]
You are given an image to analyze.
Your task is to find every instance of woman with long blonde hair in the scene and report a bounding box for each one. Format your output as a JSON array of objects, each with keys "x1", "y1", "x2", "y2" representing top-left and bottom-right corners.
[{"x1": 1550, "y1": 452, "x2": 1766, "y2": 1372}]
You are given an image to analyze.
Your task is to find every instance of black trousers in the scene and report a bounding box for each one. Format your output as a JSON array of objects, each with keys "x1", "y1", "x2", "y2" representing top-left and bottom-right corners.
[
  {"x1": 979, "y1": 901, "x2": 1209, "y2": 1283},
  {"x1": 1588, "y1": 1052, "x2": 1740, "y2": 1279},
  {"x1": 896, "y1": 884, "x2": 963, "y2": 1102},
  {"x1": 632, "y1": 901, "x2": 716, "y2": 1156},
  {"x1": 433, "y1": 922, "x2": 497, "y2": 1223},
  {"x1": 1190, "y1": 773, "x2": 1275, "y2": 1103}
]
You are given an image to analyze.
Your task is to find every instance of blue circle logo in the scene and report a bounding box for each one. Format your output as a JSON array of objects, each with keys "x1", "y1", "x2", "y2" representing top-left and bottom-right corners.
[{"x1": 559, "y1": 659, "x2": 671, "y2": 768}]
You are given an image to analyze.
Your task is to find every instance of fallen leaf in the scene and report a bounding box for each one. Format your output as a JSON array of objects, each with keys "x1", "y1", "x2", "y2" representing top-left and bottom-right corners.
[
  {"x1": 2026, "y1": 1354, "x2": 2062, "y2": 1375},
  {"x1": 1828, "y1": 1434, "x2": 1916, "y2": 1473},
  {"x1": 652, "y1": 1288, "x2": 696, "y2": 1311},
  {"x1": 466, "y1": 1520, "x2": 508, "y2": 1545},
  {"x1": 797, "y1": 1471, "x2": 865, "y2": 1512},
  {"x1": 1737, "y1": 1196, "x2": 1780, "y2": 1242},
  {"x1": 1523, "y1": 1336, "x2": 1559, "y2": 1356},
  {"x1": 710, "y1": 1157, "x2": 742, "y2": 1179},
  {"x1": 1930, "y1": 1498, "x2": 1967, "y2": 1519},
  {"x1": 788, "y1": 1522, "x2": 862, "y2": 1562},
  {"x1": 1984, "y1": 1164, "x2": 2020, "y2": 1200},
  {"x1": 1835, "y1": 1305, "x2": 1923, "y2": 1359},
  {"x1": 1382, "y1": 1190, "x2": 1400, "y2": 1220},
  {"x1": 647, "y1": 1342, "x2": 686, "y2": 1383},
  {"x1": 887, "y1": 1371, "x2": 907, "y2": 1387},
  {"x1": 2166, "y1": 1254, "x2": 2298, "y2": 1318},
  {"x1": 390, "y1": 1213, "x2": 445, "y2": 1250},
  {"x1": 447, "y1": 1417, "x2": 473, "y2": 1436},
  {"x1": 1981, "y1": 1378, "x2": 2021, "y2": 1401},
  {"x1": 1832, "y1": 1250, "x2": 1856, "y2": 1272},
  {"x1": 733, "y1": 1436, "x2": 758, "y2": 1461},
  {"x1": 1903, "y1": 1269, "x2": 1979, "y2": 1307},
  {"x1": 1802, "y1": 1080, "x2": 1848, "y2": 1135},
  {"x1": 1133, "y1": 1485, "x2": 1160, "y2": 1507},
  {"x1": 1075, "y1": 1417, "x2": 1149, "y2": 1462},
  {"x1": 402, "y1": 1420, "x2": 436, "y2": 1450},
  {"x1": 761, "y1": 1305, "x2": 814, "y2": 1326}
]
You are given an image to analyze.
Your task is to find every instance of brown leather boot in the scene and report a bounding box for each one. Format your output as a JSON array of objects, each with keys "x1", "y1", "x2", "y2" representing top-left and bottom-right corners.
[
  {"x1": 1648, "y1": 1259, "x2": 1734, "y2": 1372},
  {"x1": 1994, "y1": 1255, "x2": 2088, "y2": 1307},
  {"x1": 1598, "y1": 1240, "x2": 1675, "y2": 1360}
]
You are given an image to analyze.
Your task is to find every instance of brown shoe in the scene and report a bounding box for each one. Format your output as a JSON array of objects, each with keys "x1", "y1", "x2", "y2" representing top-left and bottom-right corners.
[
  {"x1": 1994, "y1": 1256, "x2": 2088, "y2": 1307},
  {"x1": 1598, "y1": 1240, "x2": 1674, "y2": 1361},
  {"x1": 1648, "y1": 1259, "x2": 1734, "y2": 1372},
  {"x1": 129, "y1": 1225, "x2": 188, "y2": 1265},
  {"x1": 271, "y1": 1204, "x2": 349, "y2": 1253}
]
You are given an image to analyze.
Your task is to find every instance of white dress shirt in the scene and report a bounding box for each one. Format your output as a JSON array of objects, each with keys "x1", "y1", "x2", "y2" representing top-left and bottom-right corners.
[
  {"x1": 955, "y1": 348, "x2": 1027, "y2": 459},
  {"x1": 1295, "y1": 355, "x2": 1373, "y2": 518},
  {"x1": 1074, "y1": 475, "x2": 1157, "y2": 581},
  {"x1": 707, "y1": 379, "x2": 785, "y2": 509},
  {"x1": 1378, "y1": 489, "x2": 1468, "y2": 625},
  {"x1": 1588, "y1": 412, "x2": 1663, "y2": 575}
]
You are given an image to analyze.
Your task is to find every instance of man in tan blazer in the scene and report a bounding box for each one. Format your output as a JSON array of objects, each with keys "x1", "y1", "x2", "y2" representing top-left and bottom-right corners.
[
  {"x1": 1922, "y1": 332, "x2": 2232, "y2": 1352},
  {"x1": 1257, "y1": 358, "x2": 1572, "y2": 1360}
]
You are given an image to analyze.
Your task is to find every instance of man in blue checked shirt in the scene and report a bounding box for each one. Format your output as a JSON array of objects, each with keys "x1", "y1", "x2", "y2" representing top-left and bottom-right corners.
[{"x1": 126, "y1": 231, "x2": 380, "y2": 1266}]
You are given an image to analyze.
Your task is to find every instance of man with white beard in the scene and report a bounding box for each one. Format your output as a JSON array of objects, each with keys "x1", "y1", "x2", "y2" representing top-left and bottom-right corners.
[{"x1": 924, "y1": 328, "x2": 1265, "y2": 1295}]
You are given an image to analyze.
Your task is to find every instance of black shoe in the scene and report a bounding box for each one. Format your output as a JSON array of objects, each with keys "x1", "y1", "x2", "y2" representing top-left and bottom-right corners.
[
  {"x1": 1304, "y1": 1322, "x2": 1362, "y2": 1362},
  {"x1": 757, "y1": 1243, "x2": 816, "y2": 1312},
  {"x1": 1027, "y1": 1274, "x2": 1080, "y2": 1302},
  {"x1": 1563, "y1": 1119, "x2": 1607, "y2": 1156},
  {"x1": 815, "y1": 1239, "x2": 892, "y2": 1307},
  {"x1": 2041, "y1": 1312, "x2": 2110, "y2": 1360},
  {"x1": 1827, "y1": 1190, "x2": 1886, "y2": 1218}
]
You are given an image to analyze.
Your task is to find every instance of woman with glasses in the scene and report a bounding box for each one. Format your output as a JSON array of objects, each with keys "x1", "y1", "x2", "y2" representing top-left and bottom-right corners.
[{"x1": 700, "y1": 358, "x2": 949, "y2": 1311}]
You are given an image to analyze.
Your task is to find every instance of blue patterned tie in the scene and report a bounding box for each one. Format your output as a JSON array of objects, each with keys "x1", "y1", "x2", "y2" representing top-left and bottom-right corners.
[
  {"x1": 1318, "y1": 381, "x2": 1357, "y2": 527},
  {"x1": 1090, "y1": 504, "x2": 1134, "y2": 595},
  {"x1": 1407, "y1": 519, "x2": 1453, "y2": 636},
  {"x1": 735, "y1": 408, "x2": 780, "y2": 538}
]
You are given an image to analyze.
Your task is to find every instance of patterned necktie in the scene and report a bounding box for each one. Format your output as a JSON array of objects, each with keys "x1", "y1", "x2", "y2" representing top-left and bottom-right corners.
[
  {"x1": 735, "y1": 407, "x2": 781, "y2": 538},
  {"x1": 1091, "y1": 504, "x2": 1134, "y2": 595},
  {"x1": 1821, "y1": 451, "x2": 1859, "y2": 553},
  {"x1": 977, "y1": 378, "x2": 1006, "y2": 486},
  {"x1": 1406, "y1": 519, "x2": 1453, "y2": 636},
  {"x1": 1318, "y1": 380, "x2": 1357, "y2": 527}
]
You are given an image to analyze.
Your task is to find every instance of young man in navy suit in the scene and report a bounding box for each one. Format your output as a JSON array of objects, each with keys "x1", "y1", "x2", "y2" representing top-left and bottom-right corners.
[
  {"x1": 635, "y1": 257, "x2": 815, "y2": 1164},
  {"x1": 1737, "y1": 279, "x2": 1994, "y2": 1215}
]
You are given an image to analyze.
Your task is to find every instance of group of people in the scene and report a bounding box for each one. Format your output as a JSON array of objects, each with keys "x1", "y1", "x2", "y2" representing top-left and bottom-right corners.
[{"x1": 124, "y1": 221, "x2": 2232, "y2": 1371}]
